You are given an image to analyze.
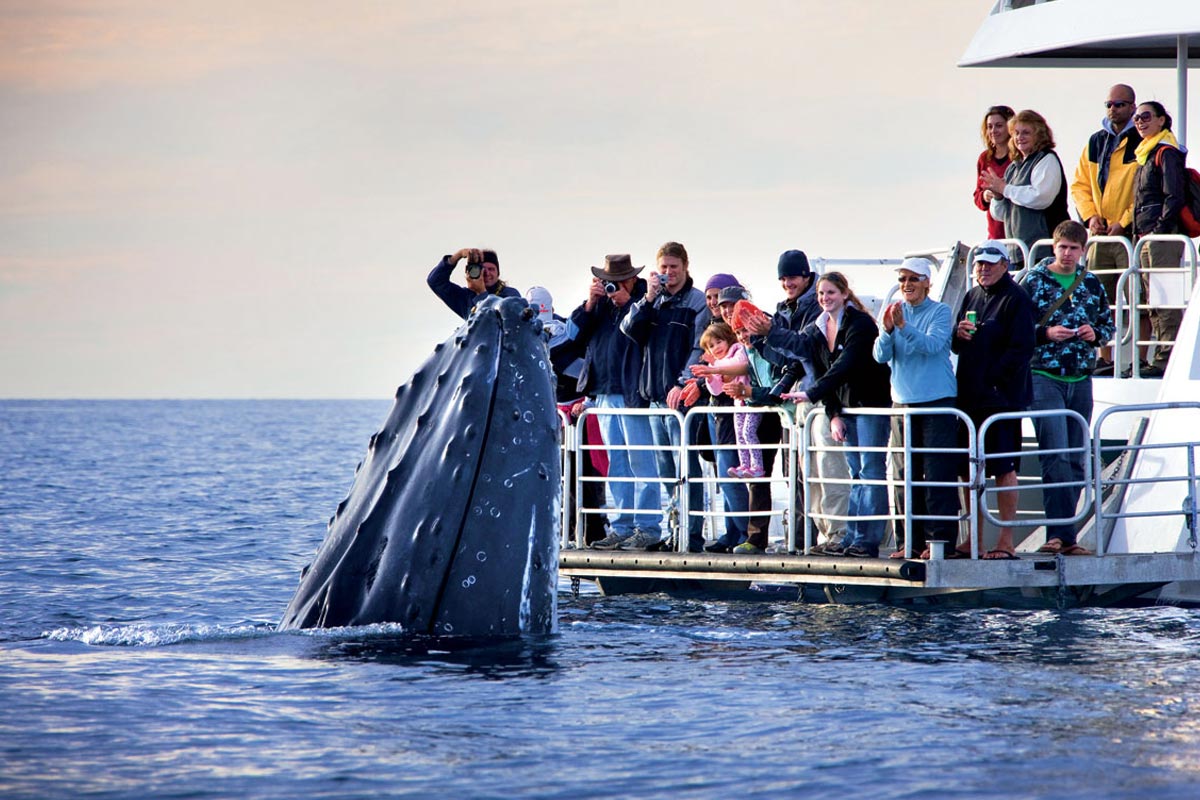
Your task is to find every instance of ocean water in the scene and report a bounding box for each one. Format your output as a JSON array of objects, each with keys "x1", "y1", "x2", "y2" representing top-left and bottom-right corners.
[{"x1": 2, "y1": 399, "x2": 1199, "y2": 800}]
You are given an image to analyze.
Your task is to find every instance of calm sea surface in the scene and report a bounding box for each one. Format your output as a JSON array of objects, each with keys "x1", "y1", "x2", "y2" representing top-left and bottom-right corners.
[{"x1": 2, "y1": 399, "x2": 1199, "y2": 800}]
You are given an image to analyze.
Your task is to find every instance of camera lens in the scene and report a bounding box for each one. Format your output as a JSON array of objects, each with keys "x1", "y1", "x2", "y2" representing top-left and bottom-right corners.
[
  {"x1": 467, "y1": 264, "x2": 483, "y2": 279},
  {"x1": 604, "y1": 281, "x2": 618, "y2": 294}
]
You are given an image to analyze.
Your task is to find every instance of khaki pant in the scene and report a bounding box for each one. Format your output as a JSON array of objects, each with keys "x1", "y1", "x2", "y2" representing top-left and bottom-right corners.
[
  {"x1": 800, "y1": 402, "x2": 850, "y2": 545},
  {"x1": 1139, "y1": 240, "x2": 1185, "y2": 367}
]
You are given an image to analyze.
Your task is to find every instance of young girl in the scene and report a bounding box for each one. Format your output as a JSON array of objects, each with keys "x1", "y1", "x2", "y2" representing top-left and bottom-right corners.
[{"x1": 690, "y1": 322, "x2": 763, "y2": 478}]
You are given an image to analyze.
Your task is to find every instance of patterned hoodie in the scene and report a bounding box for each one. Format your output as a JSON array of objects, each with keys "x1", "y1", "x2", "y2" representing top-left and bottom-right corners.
[{"x1": 1021, "y1": 257, "x2": 1115, "y2": 379}]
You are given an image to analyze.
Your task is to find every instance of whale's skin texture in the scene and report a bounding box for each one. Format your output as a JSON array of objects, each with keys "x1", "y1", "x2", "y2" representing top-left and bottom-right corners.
[{"x1": 279, "y1": 295, "x2": 560, "y2": 636}]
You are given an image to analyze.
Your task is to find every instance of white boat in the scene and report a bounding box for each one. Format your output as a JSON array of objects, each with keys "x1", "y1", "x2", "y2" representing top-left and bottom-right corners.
[{"x1": 558, "y1": 2, "x2": 1200, "y2": 608}]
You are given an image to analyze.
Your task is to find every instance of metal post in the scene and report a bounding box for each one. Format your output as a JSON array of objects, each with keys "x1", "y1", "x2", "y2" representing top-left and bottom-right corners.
[{"x1": 1178, "y1": 35, "x2": 1189, "y2": 150}]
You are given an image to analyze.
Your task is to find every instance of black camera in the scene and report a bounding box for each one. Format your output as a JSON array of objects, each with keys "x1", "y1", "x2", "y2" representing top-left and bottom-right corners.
[
  {"x1": 604, "y1": 281, "x2": 618, "y2": 295},
  {"x1": 466, "y1": 263, "x2": 483, "y2": 280}
]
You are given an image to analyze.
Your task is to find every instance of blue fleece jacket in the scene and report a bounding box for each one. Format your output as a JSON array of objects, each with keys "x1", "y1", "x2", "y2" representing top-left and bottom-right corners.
[{"x1": 871, "y1": 298, "x2": 956, "y2": 404}]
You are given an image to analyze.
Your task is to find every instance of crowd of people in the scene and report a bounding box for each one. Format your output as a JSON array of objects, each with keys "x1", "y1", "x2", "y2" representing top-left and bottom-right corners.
[
  {"x1": 975, "y1": 85, "x2": 1189, "y2": 377},
  {"x1": 422, "y1": 84, "x2": 1192, "y2": 560}
]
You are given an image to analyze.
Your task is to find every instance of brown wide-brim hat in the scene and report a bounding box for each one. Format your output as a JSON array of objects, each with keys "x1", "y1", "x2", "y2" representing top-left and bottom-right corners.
[{"x1": 590, "y1": 254, "x2": 644, "y2": 282}]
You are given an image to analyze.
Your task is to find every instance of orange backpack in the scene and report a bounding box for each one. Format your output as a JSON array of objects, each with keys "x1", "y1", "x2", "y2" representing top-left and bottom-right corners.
[{"x1": 1155, "y1": 146, "x2": 1200, "y2": 238}]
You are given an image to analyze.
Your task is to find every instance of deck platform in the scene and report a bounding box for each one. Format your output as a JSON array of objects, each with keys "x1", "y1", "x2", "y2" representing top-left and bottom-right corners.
[{"x1": 559, "y1": 550, "x2": 1200, "y2": 607}]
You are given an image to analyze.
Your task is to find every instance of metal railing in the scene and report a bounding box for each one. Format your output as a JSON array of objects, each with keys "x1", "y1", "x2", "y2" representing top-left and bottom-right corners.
[
  {"x1": 563, "y1": 403, "x2": 1199, "y2": 558},
  {"x1": 1111, "y1": 235, "x2": 1199, "y2": 378},
  {"x1": 1091, "y1": 402, "x2": 1200, "y2": 557}
]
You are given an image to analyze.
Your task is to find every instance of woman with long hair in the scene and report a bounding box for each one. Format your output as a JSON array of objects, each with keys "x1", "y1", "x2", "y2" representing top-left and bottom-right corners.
[
  {"x1": 1131, "y1": 100, "x2": 1187, "y2": 376},
  {"x1": 974, "y1": 105, "x2": 1015, "y2": 240},
  {"x1": 982, "y1": 109, "x2": 1070, "y2": 254},
  {"x1": 775, "y1": 272, "x2": 893, "y2": 557}
]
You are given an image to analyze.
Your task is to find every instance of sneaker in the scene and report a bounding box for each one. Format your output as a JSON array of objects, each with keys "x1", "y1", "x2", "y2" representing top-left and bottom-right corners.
[
  {"x1": 590, "y1": 532, "x2": 630, "y2": 550},
  {"x1": 617, "y1": 530, "x2": 663, "y2": 550},
  {"x1": 1142, "y1": 363, "x2": 1165, "y2": 378},
  {"x1": 727, "y1": 466, "x2": 747, "y2": 478},
  {"x1": 1092, "y1": 358, "x2": 1114, "y2": 376},
  {"x1": 704, "y1": 537, "x2": 734, "y2": 553},
  {"x1": 741, "y1": 467, "x2": 765, "y2": 478},
  {"x1": 732, "y1": 541, "x2": 765, "y2": 554},
  {"x1": 765, "y1": 542, "x2": 793, "y2": 554},
  {"x1": 812, "y1": 542, "x2": 845, "y2": 556},
  {"x1": 844, "y1": 545, "x2": 878, "y2": 558}
]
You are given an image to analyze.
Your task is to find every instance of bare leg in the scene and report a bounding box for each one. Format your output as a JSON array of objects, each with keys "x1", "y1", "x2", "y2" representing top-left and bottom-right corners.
[{"x1": 983, "y1": 471, "x2": 1018, "y2": 558}]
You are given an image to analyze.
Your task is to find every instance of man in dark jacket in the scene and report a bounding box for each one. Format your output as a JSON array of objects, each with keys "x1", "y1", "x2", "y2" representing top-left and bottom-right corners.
[
  {"x1": 952, "y1": 241, "x2": 1036, "y2": 559},
  {"x1": 426, "y1": 247, "x2": 521, "y2": 319},
  {"x1": 570, "y1": 255, "x2": 662, "y2": 550},
  {"x1": 620, "y1": 241, "x2": 708, "y2": 551},
  {"x1": 754, "y1": 249, "x2": 849, "y2": 550}
]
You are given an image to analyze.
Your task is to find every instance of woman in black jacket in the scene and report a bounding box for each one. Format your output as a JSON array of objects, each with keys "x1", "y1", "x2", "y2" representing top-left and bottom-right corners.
[
  {"x1": 770, "y1": 272, "x2": 892, "y2": 557},
  {"x1": 1132, "y1": 100, "x2": 1187, "y2": 375}
]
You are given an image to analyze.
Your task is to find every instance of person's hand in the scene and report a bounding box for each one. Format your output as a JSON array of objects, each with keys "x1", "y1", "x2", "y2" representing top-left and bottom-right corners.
[
  {"x1": 645, "y1": 272, "x2": 661, "y2": 303},
  {"x1": 982, "y1": 189, "x2": 995, "y2": 203},
  {"x1": 585, "y1": 278, "x2": 606, "y2": 311},
  {"x1": 981, "y1": 171, "x2": 1006, "y2": 196},
  {"x1": 830, "y1": 415, "x2": 847, "y2": 443},
  {"x1": 451, "y1": 248, "x2": 470, "y2": 263},
  {"x1": 1046, "y1": 325, "x2": 1077, "y2": 342},
  {"x1": 956, "y1": 319, "x2": 977, "y2": 340},
  {"x1": 1107, "y1": 222, "x2": 1126, "y2": 237},
  {"x1": 680, "y1": 381, "x2": 701, "y2": 407},
  {"x1": 723, "y1": 383, "x2": 749, "y2": 401},
  {"x1": 885, "y1": 302, "x2": 906, "y2": 331},
  {"x1": 1087, "y1": 216, "x2": 1106, "y2": 235},
  {"x1": 465, "y1": 272, "x2": 486, "y2": 294},
  {"x1": 610, "y1": 284, "x2": 632, "y2": 307},
  {"x1": 689, "y1": 364, "x2": 711, "y2": 377},
  {"x1": 1075, "y1": 323, "x2": 1096, "y2": 343},
  {"x1": 666, "y1": 385, "x2": 685, "y2": 410},
  {"x1": 744, "y1": 312, "x2": 772, "y2": 337},
  {"x1": 570, "y1": 401, "x2": 587, "y2": 419},
  {"x1": 780, "y1": 390, "x2": 809, "y2": 403}
]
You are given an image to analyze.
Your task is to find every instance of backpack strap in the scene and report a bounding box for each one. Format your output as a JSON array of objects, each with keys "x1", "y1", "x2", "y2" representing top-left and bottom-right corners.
[{"x1": 1036, "y1": 271, "x2": 1084, "y2": 327}]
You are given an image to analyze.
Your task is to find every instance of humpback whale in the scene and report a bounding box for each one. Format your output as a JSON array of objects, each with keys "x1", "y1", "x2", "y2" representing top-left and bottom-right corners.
[{"x1": 280, "y1": 295, "x2": 561, "y2": 636}]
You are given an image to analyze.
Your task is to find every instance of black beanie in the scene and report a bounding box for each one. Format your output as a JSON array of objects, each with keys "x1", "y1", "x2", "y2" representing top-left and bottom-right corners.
[{"x1": 777, "y1": 249, "x2": 811, "y2": 279}]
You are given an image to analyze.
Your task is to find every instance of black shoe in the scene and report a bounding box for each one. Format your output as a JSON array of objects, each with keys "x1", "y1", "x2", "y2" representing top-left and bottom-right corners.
[
  {"x1": 1142, "y1": 363, "x2": 1165, "y2": 378},
  {"x1": 1093, "y1": 358, "x2": 1114, "y2": 376},
  {"x1": 1121, "y1": 362, "x2": 1153, "y2": 379},
  {"x1": 704, "y1": 540, "x2": 732, "y2": 553},
  {"x1": 812, "y1": 542, "x2": 846, "y2": 556},
  {"x1": 844, "y1": 545, "x2": 878, "y2": 558}
]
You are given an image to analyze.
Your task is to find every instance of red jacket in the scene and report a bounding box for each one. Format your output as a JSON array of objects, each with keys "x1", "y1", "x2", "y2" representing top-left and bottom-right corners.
[{"x1": 974, "y1": 150, "x2": 1010, "y2": 240}]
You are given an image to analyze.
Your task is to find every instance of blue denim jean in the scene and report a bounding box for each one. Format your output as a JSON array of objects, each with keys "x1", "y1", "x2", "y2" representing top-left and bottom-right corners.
[
  {"x1": 1031, "y1": 374, "x2": 1092, "y2": 546},
  {"x1": 840, "y1": 412, "x2": 890, "y2": 555},
  {"x1": 708, "y1": 413, "x2": 748, "y2": 544},
  {"x1": 650, "y1": 401, "x2": 706, "y2": 548},
  {"x1": 594, "y1": 394, "x2": 661, "y2": 537}
]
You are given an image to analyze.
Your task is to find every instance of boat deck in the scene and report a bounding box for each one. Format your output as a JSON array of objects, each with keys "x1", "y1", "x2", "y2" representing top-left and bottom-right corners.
[{"x1": 560, "y1": 550, "x2": 1200, "y2": 607}]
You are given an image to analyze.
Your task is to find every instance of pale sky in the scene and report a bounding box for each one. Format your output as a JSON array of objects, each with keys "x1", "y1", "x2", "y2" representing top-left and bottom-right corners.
[{"x1": 1, "y1": 0, "x2": 1195, "y2": 398}]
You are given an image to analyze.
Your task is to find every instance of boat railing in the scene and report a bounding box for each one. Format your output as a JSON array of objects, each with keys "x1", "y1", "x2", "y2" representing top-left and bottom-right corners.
[
  {"x1": 563, "y1": 404, "x2": 1197, "y2": 558},
  {"x1": 572, "y1": 405, "x2": 685, "y2": 549},
  {"x1": 1112, "y1": 235, "x2": 1199, "y2": 378},
  {"x1": 681, "y1": 405, "x2": 798, "y2": 552},
  {"x1": 803, "y1": 404, "x2": 978, "y2": 558},
  {"x1": 1091, "y1": 402, "x2": 1200, "y2": 557},
  {"x1": 976, "y1": 408, "x2": 1094, "y2": 535}
]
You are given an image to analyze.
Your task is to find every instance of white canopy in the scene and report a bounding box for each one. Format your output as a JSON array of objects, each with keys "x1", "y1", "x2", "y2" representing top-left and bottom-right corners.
[{"x1": 959, "y1": 0, "x2": 1199, "y2": 142}]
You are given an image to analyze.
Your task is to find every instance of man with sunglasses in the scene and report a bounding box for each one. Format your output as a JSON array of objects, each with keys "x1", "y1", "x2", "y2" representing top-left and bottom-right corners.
[
  {"x1": 1069, "y1": 84, "x2": 1141, "y2": 373},
  {"x1": 952, "y1": 242, "x2": 1035, "y2": 559}
]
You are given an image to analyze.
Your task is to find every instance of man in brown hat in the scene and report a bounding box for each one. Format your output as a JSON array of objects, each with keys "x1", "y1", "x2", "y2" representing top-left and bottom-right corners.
[{"x1": 568, "y1": 255, "x2": 662, "y2": 550}]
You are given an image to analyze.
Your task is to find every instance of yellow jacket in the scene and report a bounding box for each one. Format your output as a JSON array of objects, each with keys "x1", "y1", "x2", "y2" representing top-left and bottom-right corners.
[{"x1": 1070, "y1": 126, "x2": 1141, "y2": 230}]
